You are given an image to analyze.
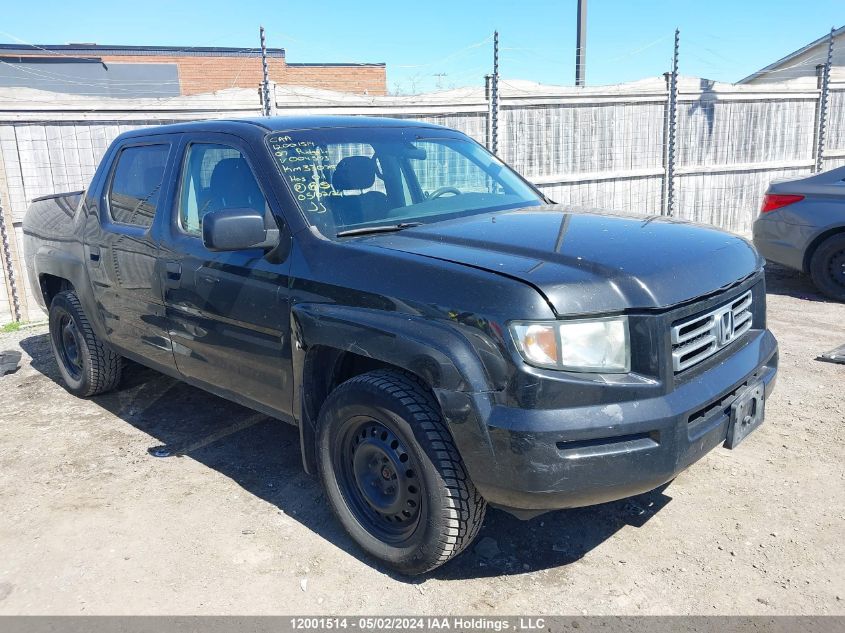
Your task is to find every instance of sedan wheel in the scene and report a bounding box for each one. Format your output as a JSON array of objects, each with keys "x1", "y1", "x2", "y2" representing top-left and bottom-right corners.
[{"x1": 810, "y1": 234, "x2": 845, "y2": 301}]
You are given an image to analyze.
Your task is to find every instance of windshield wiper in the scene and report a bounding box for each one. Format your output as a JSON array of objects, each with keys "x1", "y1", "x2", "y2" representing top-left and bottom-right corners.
[{"x1": 336, "y1": 222, "x2": 423, "y2": 238}]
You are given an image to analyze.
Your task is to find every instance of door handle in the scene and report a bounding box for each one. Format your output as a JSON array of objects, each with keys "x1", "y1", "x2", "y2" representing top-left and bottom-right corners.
[
  {"x1": 89, "y1": 246, "x2": 101, "y2": 264},
  {"x1": 166, "y1": 262, "x2": 182, "y2": 278},
  {"x1": 165, "y1": 262, "x2": 182, "y2": 287}
]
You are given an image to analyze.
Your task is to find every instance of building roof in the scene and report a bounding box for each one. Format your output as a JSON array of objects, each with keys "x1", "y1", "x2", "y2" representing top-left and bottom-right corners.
[
  {"x1": 0, "y1": 43, "x2": 385, "y2": 67},
  {"x1": 739, "y1": 25, "x2": 845, "y2": 84},
  {"x1": 0, "y1": 43, "x2": 286, "y2": 58}
]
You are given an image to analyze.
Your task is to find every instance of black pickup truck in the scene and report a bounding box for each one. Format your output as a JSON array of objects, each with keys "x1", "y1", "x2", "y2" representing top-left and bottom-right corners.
[{"x1": 23, "y1": 117, "x2": 778, "y2": 574}]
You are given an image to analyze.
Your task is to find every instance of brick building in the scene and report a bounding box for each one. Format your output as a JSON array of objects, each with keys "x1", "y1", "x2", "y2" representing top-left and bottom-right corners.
[{"x1": 0, "y1": 43, "x2": 387, "y2": 97}]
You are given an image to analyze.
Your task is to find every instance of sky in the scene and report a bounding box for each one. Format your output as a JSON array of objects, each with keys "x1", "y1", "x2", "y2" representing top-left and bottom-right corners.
[{"x1": 1, "y1": 0, "x2": 843, "y2": 94}]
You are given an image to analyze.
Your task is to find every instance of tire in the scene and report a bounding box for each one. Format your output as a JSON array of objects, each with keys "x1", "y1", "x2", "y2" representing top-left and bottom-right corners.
[
  {"x1": 809, "y1": 233, "x2": 845, "y2": 302},
  {"x1": 317, "y1": 369, "x2": 486, "y2": 575},
  {"x1": 48, "y1": 290, "x2": 122, "y2": 397}
]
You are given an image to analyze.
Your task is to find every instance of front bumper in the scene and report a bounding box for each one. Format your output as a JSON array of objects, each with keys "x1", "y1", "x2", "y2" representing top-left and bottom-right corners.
[{"x1": 461, "y1": 328, "x2": 778, "y2": 516}]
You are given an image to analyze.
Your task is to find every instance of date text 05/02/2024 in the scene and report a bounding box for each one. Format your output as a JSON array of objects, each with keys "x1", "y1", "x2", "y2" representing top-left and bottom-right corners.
[{"x1": 289, "y1": 617, "x2": 548, "y2": 631}]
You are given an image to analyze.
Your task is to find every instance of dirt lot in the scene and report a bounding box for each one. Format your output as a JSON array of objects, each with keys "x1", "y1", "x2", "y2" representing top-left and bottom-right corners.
[{"x1": 0, "y1": 264, "x2": 842, "y2": 615}]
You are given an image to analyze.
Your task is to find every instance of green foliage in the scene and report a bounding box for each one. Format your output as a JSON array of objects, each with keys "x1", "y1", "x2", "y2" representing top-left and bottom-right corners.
[{"x1": 1, "y1": 321, "x2": 22, "y2": 333}]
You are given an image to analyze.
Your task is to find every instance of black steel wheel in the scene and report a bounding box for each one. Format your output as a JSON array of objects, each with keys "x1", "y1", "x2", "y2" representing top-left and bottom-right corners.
[
  {"x1": 336, "y1": 417, "x2": 425, "y2": 544},
  {"x1": 56, "y1": 312, "x2": 84, "y2": 382},
  {"x1": 48, "y1": 290, "x2": 122, "y2": 397},
  {"x1": 317, "y1": 369, "x2": 486, "y2": 575},
  {"x1": 810, "y1": 233, "x2": 845, "y2": 302}
]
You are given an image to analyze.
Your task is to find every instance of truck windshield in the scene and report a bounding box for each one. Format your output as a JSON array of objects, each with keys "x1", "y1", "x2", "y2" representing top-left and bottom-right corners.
[{"x1": 265, "y1": 127, "x2": 542, "y2": 237}]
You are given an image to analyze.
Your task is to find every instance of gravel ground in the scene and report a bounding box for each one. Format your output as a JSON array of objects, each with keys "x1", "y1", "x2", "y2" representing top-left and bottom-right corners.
[{"x1": 0, "y1": 264, "x2": 842, "y2": 615}]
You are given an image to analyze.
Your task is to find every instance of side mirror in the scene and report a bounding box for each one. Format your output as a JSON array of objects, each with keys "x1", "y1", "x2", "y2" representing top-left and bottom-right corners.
[{"x1": 201, "y1": 208, "x2": 279, "y2": 252}]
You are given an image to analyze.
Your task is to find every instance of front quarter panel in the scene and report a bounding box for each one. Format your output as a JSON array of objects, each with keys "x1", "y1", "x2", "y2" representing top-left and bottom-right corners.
[{"x1": 287, "y1": 233, "x2": 556, "y2": 473}]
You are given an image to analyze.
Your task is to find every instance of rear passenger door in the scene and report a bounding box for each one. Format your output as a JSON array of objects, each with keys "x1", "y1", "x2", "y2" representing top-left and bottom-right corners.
[
  {"x1": 86, "y1": 138, "x2": 178, "y2": 372},
  {"x1": 158, "y1": 134, "x2": 294, "y2": 418}
]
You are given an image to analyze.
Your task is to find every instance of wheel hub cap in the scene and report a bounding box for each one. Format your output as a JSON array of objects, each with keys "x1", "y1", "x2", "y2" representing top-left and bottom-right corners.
[
  {"x1": 58, "y1": 315, "x2": 82, "y2": 379},
  {"x1": 829, "y1": 250, "x2": 845, "y2": 288},
  {"x1": 340, "y1": 420, "x2": 422, "y2": 540}
]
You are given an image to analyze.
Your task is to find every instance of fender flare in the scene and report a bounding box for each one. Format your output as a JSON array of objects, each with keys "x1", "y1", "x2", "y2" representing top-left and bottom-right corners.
[
  {"x1": 34, "y1": 247, "x2": 109, "y2": 342},
  {"x1": 291, "y1": 303, "x2": 501, "y2": 474}
]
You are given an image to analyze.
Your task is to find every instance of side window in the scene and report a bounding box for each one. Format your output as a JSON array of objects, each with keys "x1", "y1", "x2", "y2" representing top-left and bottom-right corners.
[
  {"x1": 108, "y1": 144, "x2": 169, "y2": 228},
  {"x1": 178, "y1": 143, "x2": 269, "y2": 236}
]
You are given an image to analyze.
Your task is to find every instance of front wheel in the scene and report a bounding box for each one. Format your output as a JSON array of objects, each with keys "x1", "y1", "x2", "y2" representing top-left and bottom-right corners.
[
  {"x1": 48, "y1": 290, "x2": 122, "y2": 397},
  {"x1": 809, "y1": 233, "x2": 845, "y2": 302},
  {"x1": 317, "y1": 369, "x2": 486, "y2": 575}
]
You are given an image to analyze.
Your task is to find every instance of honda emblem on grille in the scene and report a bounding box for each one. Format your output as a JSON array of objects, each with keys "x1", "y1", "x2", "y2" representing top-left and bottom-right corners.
[
  {"x1": 670, "y1": 290, "x2": 752, "y2": 373},
  {"x1": 717, "y1": 309, "x2": 735, "y2": 346}
]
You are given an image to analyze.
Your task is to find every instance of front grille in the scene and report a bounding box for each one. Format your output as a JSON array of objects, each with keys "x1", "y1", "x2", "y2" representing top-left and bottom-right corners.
[{"x1": 671, "y1": 290, "x2": 753, "y2": 373}]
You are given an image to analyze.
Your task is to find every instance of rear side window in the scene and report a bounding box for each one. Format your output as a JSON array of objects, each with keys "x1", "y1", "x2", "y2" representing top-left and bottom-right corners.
[{"x1": 107, "y1": 144, "x2": 169, "y2": 228}]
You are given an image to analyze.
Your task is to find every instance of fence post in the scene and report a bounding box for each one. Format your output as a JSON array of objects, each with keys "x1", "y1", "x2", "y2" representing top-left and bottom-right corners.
[
  {"x1": 813, "y1": 27, "x2": 834, "y2": 173},
  {"x1": 662, "y1": 29, "x2": 680, "y2": 216},
  {"x1": 0, "y1": 195, "x2": 21, "y2": 322},
  {"x1": 484, "y1": 74, "x2": 493, "y2": 150},
  {"x1": 491, "y1": 31, "x2": 500, "y2": 156},
  {"x1": 260, "y1": 26, "x2": 271, "y2": 117},
  {"x1": 268, "y1": 81, "x2": 277, "y2": 116}
]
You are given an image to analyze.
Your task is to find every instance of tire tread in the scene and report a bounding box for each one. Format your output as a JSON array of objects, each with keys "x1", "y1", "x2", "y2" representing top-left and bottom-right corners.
[
  {"x1": 52, "y1": 290, "x2": 122, "y2": 396},
  {"x1": 809, "y1": 233, "x2": 845, "y2": 302},
  {"x1": 322, "y1": 369, "x2": 486, "y2": 573}
]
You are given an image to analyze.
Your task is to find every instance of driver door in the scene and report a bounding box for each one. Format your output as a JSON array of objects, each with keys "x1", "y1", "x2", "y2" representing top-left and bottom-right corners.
[{"x1": 158, "y1": 133, "x2": 294, "y2": 418}]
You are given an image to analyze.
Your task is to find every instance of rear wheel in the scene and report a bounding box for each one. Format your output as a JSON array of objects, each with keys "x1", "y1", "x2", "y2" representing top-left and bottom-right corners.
[
  {"x1": 48, "y1": 290, "x2": 122, "y2": 397},
  {"x1": 809, "y1": 233, "x2": 845, "y2": 301},
  {"x1": 317, "y1": 369, "x2": 486, "y2": 575}
]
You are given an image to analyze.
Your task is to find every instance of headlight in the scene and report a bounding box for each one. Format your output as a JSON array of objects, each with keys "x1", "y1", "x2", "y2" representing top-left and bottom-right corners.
[{"x1": 509, "y1": 317, "x2": 630, "y2": 373}]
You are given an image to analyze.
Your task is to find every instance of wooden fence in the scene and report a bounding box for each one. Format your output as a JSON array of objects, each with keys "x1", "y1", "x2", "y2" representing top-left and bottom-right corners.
[{"x1": 1, "y1": 76, "x2": 843, "y2": 324}]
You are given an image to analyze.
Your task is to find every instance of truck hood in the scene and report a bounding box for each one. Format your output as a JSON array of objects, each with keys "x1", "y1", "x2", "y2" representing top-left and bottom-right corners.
[{"x1": 363, "y1": 206, "x2": 762, "y2": 315}]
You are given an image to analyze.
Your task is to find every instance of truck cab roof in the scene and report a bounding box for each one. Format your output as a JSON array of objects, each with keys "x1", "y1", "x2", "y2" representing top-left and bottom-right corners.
[{"x1": 117, "y1": 116, "x2": 448, "y2": 142}]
